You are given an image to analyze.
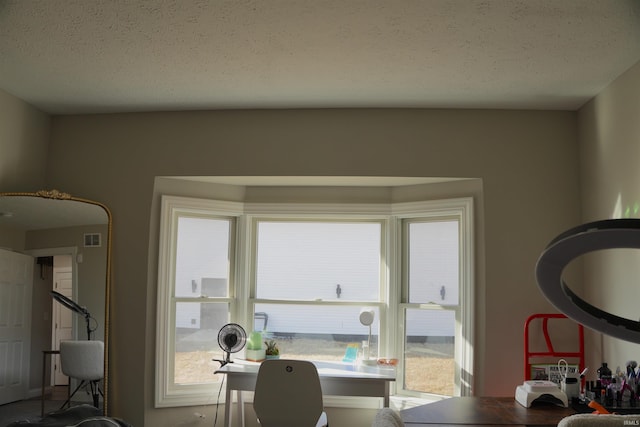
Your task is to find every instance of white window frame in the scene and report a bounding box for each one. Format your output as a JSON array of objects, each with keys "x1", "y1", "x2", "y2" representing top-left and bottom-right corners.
[
  {"x1": 155, "y1": 195, "x2": 243, "y2": 407},
  {"x1": 155, "y1": 196, "x2": 474, "y2": 407},
  {"x1": 393, "y1": 198, "x2": 474, "y2": 398}
]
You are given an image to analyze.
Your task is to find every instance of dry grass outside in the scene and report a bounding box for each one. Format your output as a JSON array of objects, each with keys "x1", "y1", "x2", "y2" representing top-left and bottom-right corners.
[
  {"x1": 404, "y1": 342, "x2": 454, "y2": 396},
  {"x1": 175, "y1": 337, "x2": 454, "y2": 396}
]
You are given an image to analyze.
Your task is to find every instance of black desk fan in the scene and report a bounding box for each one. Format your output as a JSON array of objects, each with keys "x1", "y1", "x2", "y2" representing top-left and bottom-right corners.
[{"x1": 214, "y1": 323, "x2": 247, "y2": 366}]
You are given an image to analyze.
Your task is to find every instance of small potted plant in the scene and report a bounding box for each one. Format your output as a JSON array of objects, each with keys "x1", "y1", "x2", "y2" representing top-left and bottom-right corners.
[{"x1": 265, "y1": 339, "x2": 280, "y2": 359}]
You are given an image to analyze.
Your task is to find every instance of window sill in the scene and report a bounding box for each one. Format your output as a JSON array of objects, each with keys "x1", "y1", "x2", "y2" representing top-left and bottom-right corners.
[{"x1": 389, "y1": 395, "x2": 445, "y2": 411}]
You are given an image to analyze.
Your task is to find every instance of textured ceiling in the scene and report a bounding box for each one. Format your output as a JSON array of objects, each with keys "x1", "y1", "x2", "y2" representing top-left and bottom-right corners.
[{"x1": 1, "y1": 0, "x2": 639, "y2": 114}]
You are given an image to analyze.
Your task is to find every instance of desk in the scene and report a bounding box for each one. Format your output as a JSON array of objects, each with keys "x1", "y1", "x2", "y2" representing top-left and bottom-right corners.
[
  {"x1": 401, "y1": 396, "x2": 576, "y2": 426},
  {"x1": 215, "y1": 359, "x2": 396, "y2": 427}
]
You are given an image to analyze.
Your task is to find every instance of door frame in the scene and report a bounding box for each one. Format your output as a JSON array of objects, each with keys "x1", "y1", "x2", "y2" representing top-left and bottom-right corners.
[
  {"x1": 52, "y1": 266, "x2": 72, "y2": 385},
  {"x1": 25, "y1": 247, "x2": 78, "y2": 396}
]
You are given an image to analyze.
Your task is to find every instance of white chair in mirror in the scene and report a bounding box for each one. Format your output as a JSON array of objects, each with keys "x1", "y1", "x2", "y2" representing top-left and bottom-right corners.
[{"x1": 59, "y1": 340, "x2": 104, "y2": 411}]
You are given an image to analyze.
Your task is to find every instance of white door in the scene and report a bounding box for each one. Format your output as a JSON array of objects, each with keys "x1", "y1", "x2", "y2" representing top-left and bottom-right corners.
[
  {"x1": 52, "y1": 269, "x2": 72, "y2": 385},
  {"x1": 0, "y1": 249, "x2": 34, "y2": 405}
]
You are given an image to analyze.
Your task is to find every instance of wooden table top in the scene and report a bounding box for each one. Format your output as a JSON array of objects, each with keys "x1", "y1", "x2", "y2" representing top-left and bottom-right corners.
[{"x1": 400, "y1": 396, "x2": 576, "y2": 426}]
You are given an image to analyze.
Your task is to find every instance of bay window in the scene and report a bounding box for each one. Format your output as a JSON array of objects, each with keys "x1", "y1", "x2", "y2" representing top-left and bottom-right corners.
[{"x1": 156, "y1": 196, "x2": 473, "y2": 407}]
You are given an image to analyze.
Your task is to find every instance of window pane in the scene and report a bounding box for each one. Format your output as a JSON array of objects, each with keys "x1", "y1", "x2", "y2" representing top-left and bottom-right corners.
[
  {"x1": 256, "y1": 221, "x2": 381, "y2": 301},
  {"x1": 404, "y1": 308, "x2": 455, "y2": 396},
  {"x1": 253, "y1": 303, "x2": 379, "y2": 362},
  {"x1": 175, "y1": 217, "x2": 230, "y2": 298},
  {"x1": 408, "y1": 220, "x2": 459, "y2": 304},
  {"x1": 174, "y1": 302, "x2": 229, "y2": 384}
]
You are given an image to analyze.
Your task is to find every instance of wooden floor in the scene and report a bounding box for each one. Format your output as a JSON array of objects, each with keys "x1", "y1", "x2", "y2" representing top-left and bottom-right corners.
[
  {"x1": 47, "y1": 385, "x2": 70, "y2": 401},
  {"x1": 0, "y1": 385, "x2": 70, "y2": 426}
]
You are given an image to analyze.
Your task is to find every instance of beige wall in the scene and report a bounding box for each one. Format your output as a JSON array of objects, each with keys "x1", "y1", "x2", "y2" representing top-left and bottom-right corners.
[
  {"x1": 0, "y1": 224, "x2": 25, "y2": 251},
  {"x1": 578, "y1": 59, "x2": 640, "y2": 375},
  {"x1": 0, "y1": 89, "x2": 50, "y2": 193},
  {"x1": 43, "y1": 108, "x2": 580, "y2": 426}
]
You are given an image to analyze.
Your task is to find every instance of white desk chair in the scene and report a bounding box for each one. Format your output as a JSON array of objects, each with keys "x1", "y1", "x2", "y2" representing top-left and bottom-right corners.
[
  {"x1": 253, "y1": 359, "x2": 328, "y2": 427},
  {"x1": 59, "y1": 340, "x2": 104, "y2": 410}
]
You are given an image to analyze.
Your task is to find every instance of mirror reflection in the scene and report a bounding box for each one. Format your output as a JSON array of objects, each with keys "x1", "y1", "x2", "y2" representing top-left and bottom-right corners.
[{"x1": 0, "y1": 190, "x2": 111, "y2": 418}]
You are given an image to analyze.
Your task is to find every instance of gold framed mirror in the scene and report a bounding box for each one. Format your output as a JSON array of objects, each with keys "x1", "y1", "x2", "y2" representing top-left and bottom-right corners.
[{"x1": 0, "y1": 190, "x2": 111, "y2": 415}]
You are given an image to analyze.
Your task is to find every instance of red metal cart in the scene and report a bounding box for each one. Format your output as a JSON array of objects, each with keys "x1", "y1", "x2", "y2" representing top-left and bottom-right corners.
[{"x1": 524, "y1": 313, "x2": 585, "y2": 381}]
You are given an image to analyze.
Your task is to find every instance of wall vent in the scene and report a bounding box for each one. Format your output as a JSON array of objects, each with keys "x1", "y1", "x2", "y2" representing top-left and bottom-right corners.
[{"x1": 84, "y1": 233, "x2": 101, "y2": 247}]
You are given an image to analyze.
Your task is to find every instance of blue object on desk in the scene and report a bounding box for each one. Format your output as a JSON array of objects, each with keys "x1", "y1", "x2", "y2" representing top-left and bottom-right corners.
[{"x1": 342, "y1": 343, "x2": 358, "y2": 363}]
